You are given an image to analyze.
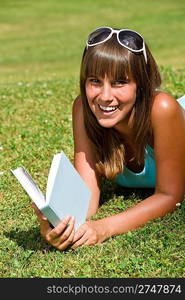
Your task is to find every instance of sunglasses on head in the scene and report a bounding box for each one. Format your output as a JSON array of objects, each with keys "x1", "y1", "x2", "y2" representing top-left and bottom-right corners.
[{"x1": 86, "y1": 27, "x2": 147, "y2": 64}]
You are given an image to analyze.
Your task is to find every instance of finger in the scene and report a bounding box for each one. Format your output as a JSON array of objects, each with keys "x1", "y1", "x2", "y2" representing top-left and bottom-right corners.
[
  {"x1": 58, "y1": 228, "x2": 75, "y2": 251},
  {"x1": 51, "y1": 216, "x2": 75, "y2": 248},
  {"x1": 49, "y1": 216, "x2": 72, "y2": 240},
  {"x1": 71, "y1": 234, "x2": 88, "y2": 249},
  {"x1": 58, "y1": 216, "x2": 75, "y2": 244},
  {"x1": 49, "y1": 217, "x2": 75, "y2": 250},
  {"x1": 73, "y1": 227, "x2": 86, "y2": 243}
]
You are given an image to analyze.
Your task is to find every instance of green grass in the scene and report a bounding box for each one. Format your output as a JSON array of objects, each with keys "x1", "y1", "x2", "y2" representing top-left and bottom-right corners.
[
  {"x1": 0, "y1": 0, "x2": 185, "y2": 82},
  {"x1": 0, "y1": 72, "x2": 184, "y2": 278},
  {"x1": 0, "y1": 0, "x2": 185, "y2": 278}
]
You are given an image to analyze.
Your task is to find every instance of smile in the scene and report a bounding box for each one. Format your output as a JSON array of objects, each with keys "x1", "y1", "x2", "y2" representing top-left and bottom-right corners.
[{"x1": 99, "y1": 104, "x2": 119, "y2": 113}]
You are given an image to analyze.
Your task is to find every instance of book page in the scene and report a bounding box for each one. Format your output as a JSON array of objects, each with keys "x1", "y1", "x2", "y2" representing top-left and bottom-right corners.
[{"x1": 11, "y1": 167, "x2": 45, "y2": 210}]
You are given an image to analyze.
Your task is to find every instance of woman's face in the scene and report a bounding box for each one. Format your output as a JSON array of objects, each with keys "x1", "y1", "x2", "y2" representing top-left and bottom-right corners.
[{"x1": 85, "y1": 74, "x2": 137, "y2": 132}]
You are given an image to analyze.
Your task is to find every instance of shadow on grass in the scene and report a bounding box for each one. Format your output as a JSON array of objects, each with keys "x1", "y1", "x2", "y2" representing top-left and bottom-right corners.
[
  {"x1": 4, "y1": 227, "x2": 55, "y2": 252},
  {"x1": 100, "y1": 178, "x2": 155, "y2": 205}
]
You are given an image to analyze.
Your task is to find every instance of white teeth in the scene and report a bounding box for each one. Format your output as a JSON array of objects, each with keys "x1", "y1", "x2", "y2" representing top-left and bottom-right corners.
[{"x1": 99, "y1": 105, "x2": 118, "y2": 112}]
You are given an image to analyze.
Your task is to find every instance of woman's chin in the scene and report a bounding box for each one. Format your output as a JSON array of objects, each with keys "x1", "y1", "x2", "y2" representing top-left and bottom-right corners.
[{"x1": 97, "y1": 118, "x2": 117, "y2": 128}]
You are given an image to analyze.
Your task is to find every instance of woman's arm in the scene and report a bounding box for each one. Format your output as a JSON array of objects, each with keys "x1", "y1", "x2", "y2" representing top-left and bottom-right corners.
[
  {"x1": 104, "y1": 93, "x2": 185, "y2": 235},
  {"x1": 71, "y1": 93, "x2": 185, "y2": 247},
  {"x1": 152, "y1": 92, "x2": 185, "y2": 201},
  {"x1": 72, "y1": 96, "x2": 101, "y2": 218}
]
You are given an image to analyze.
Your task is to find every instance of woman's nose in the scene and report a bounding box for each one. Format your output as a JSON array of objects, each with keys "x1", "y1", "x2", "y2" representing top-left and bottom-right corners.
[{"x1": 100, "y1": 83, "x2": 113, "y2": 101}]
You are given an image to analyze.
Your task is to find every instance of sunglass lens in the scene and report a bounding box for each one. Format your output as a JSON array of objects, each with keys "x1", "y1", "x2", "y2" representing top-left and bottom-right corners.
[
  {"x1": 87, "y1": 27, "x2": 112, "y2": 45},
  {"x1": 118, "y1": 30, "x2": 143, "y2": 50}
]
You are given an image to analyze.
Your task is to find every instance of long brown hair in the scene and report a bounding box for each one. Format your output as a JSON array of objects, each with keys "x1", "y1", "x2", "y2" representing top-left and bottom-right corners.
[{"x1": 80, "y1": 33, "x2": 161, "y2": 179}]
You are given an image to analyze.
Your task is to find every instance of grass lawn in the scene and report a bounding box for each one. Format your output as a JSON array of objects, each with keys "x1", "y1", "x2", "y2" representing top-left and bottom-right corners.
[{"x1": 0, "y1": 0, "x2": 185, "y2": 278}]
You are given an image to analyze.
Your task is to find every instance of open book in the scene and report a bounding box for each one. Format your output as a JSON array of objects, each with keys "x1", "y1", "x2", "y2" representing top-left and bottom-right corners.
[{"x1": 11, "y1": 152, "x2": 91, "y2": 230}]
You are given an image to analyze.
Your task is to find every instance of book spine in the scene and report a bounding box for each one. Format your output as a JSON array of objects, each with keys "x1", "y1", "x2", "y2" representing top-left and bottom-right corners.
[{"x1": 41, "y1": 205, "x2": 61, "y2": 228}]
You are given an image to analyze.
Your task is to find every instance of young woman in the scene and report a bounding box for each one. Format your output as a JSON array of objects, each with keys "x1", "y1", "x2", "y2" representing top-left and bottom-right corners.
[{"x1": 33, "y1": 27, "x2": 185, "y2": 251}]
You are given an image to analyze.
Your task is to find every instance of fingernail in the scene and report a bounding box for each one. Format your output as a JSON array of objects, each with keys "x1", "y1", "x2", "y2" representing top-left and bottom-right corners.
[{"x1": 64, "y1": 215, "x2": 71, "y2": 221}]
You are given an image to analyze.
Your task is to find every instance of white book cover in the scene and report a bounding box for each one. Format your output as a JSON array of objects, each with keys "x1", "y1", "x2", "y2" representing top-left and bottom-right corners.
[{"x1": 11, "y1": 152, "x2": 91, "y2": 230}]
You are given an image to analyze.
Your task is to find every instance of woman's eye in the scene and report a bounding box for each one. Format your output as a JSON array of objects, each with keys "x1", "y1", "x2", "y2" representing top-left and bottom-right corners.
[
  {"x1": 113, "y1": 80, "x2": 127, "y2": 86},
  {"x1": 89, "y1": 78, "x2": 100, "y2": 84}
]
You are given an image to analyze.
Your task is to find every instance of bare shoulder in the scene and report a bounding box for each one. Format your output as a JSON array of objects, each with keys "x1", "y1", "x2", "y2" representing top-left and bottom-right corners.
[
  {"x1": 72, "y1": 95, "x2": 84, "y2": 129},
  {"x1": 72, "y1": 95, "x2": 89, "y2": 146},
  {"x1": 72, "y1": 95, "x2": 83, "y2": 115},
  {"x1": 152, "y1": 92, "x2": 180, "y2": 115},
  {"x1": 151, "y1": 92, "x2": 184, "y2": 127}
]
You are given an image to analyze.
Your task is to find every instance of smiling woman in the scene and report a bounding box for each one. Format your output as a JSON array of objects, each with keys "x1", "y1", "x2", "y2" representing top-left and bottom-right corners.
[
  {"x1": 80, "y1": 29, "x2": 161, "y2": 179},
  {"x1": 32, "y1": 26, "x2": 185, "y2": 251}
]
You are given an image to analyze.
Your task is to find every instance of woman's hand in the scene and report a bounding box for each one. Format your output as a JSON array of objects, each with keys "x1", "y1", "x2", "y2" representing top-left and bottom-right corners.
[
  {"x1": 71, "y1": 219, "x2": 109, "y2": 249},
  {"x1": 31, "y1": 203, "x2": 109, "y2": 250},
  {"x1": 31, "y1": 203, "x2": 75, "y2": 250}
]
